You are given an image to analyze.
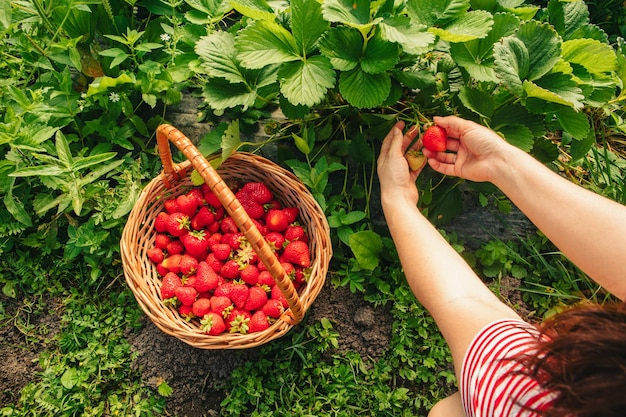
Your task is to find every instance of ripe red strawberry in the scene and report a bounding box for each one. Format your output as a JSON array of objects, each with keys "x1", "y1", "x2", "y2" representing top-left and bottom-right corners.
[
  {"x1": 282, "y1": 240, "x2": 311, "y2": 268},
  {"x1": 156, "y1": 263, "x2": 169, "y2": 276},
  {"x1": 211, "y1": 243, "x2": 232, "y2": 261},
  {"x1": 179, "y1": 253, "x2": 199, "y2": 275},
  {"x1": 282, "y1": 207, "x2": 300, "y2": 224},
  {"x1": 161, "y1": 253, "x2": 183, "y2": 273},
  {"x1": 241, "y1": 182, "x2": 274, "y2": 204},
  {"x1": 228, "y1": 282, "x2": 249, "y2": 309},
  {"x1": 210, "y1": 295, "x2": 233, "y2": 318},
  {"x1": 240, "y1": 264, "x2": 260, "y2": 286},
  {"x1": 154, "y1": 233, "x2": 171, "y2": 249},
  {"x1": 192, "y1": 298, "x2": 212, "y2": 318},
  {"x1": 183, "y1": 274, "x2": 197, "y2": 288},
  {"x1": 241, "y1": 199, "x2": 265, "y2": 219},
  {"x1": 221, "y1": 232, "x2": 243, "y2": 250},
  {"x1": 147, "y1": 247, "x2": 164, "y2": 264},
  {"x1": 257, "y1": 271, "x2": 275, "y2": 288},
  {"x1": 271, "y1": 285, "x2": 289, "y2": 308},
  {"x1": 244, "y1": 285, "x2": 267, "y2": 312},
  {"x1": 422, "y1": 125, "x2": 448, "y2": 152},
  {"x1": 165, "y1": 212, "x2": 190, "y2": 237},
  {"x1": 180, "y1": 230, "x2": 210, "y2": 258},
  {"x1": 166, "y1": 240, "x2": 185, "y2": 255},
  {"x1": 248, "y1": 310, "x2": 270, "y2": 333},
  {"x1": 280, "y1": 261, "x2": 296, "y2": 279},
  {"x1": 220, "y1": 216, "x2": 239, "y2": 234},
  {"x1": 154, "y1": 212, "x2": 170, "y2": 233},
  {"x1": 175, "y1": 286, "x2": 198, "y2": 306},
  {"x1": 205, "y1": 253, "x2": 224, "y2": 273},
  {"x1": 200, "y1": 312, "x2": 226, "y2": 335},
  {"x1": 294, "y1": 266, "x2": 309, "y2": 284},
  {"x1": 265, "y1": 232, "x2": 286, "y2": 251},
  {"x1": 226, "y1": 309, "x2": 251, "y2": 333},
  {"x1": 202, "y1": 186, "x2": 223, "y2": 208},
  {"x1": 195, "y1": 261, "x2": 219, "y2": 292},
  {"x1": 265, "y1": 209, "x2": 289, "y2": 232},
  {"x1": 261, "y1": 299, "x2": 284, "y2": 319},
  {"x1": 220, "y1": 259, "x2": 241, "y2": 279},
  {"x1": 176, "y1": 194, "x2": 199, "y2": 217},
  {"x1": 178, "y1": 304, "x2": 194, "y2": 320},
  {"x1": 164, "y1": 198, "x2": 179, "y2": 214},
  {"x1": 160, "y1": 272, "x2": 182, "y2": 299},
  {"x1": 251, "y1": 218, "x2": 268, "y2": 235},
  {"x1": 284, "y1": 225, "x2": 307, "y2": 242},
  {"x1": 191, "y1": 206, "x2": 215, "y2": 230},
  {"x1": 187, "y1": 187, "x2": 204, "y2": 205}
]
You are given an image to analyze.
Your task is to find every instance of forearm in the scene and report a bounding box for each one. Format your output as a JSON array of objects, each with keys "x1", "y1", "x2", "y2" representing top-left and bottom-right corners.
[
  {"x1": 381, "y1": 192, "x2": 520, "y2": 369},
  {"x1": 491, "y1": 147, "x2": 626, "y2": 300}
]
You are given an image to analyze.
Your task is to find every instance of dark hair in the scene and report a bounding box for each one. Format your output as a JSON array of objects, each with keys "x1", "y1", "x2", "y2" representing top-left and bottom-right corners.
[{"x1": 522, "y1": 302, "x2": 626, "y2": 417}]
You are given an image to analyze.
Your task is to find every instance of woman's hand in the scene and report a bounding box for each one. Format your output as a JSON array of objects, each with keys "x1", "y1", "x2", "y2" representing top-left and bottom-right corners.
[
  {"x1": 377, "y1": 121, "x2": 423, "y2": 205},
  {"x1": 425, "y1": 116, "x2": 513, "y2": 183}
]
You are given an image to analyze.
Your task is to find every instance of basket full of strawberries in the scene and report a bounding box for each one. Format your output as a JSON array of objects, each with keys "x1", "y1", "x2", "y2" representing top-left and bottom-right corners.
[{"x1": 120, "y1": 124, "x2": 332, "y2": 349}]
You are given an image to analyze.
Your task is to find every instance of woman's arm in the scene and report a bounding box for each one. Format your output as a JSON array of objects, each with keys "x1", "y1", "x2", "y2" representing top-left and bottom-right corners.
[
  {"x1": 430, "y1": 116, "x2": 626, "y2": 301},
  {"x1": 378, "y1": 122, "x2": 521, "y2": 374}
]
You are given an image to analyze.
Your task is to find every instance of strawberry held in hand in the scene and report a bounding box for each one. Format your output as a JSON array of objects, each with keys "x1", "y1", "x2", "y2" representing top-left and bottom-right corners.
[{"x1": 422, "y1": 125, "x2": 448, "y2": 152}]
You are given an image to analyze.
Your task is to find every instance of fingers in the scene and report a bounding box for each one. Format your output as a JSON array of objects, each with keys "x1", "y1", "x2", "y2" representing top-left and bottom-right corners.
[{"x1": 380, "y1": 121, "x2": 405, "y2": 156}]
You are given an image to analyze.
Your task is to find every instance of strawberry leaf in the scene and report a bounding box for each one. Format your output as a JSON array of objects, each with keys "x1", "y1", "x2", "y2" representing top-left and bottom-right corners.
[
  {"x1": 292, "y1": 0, "x2": 329, "y2": 54},
  {"x1": 322, "y1": 0, "x2": 375, "y2": 28},
  {"x1": 318, "y1": 26, "x2": 362, "y2": 71},
  {"x1": 235, "y1": 20, "x2": 300, "y2": 69},
  {"x1": 278, "y1": 56, "x2": 336, "y2": 107},
  {"x1": 379, "y1": 19, "x2": 436, "y2": 56},
  {"x1": 229, "y1": 0, "x2": 275, "y2": 21},
  {"x1": 429, "y1": 10, "x2": 494, "y2": 43},
  {"x1": 348, "y1": 230, "x2": 382, "y2": 271},
  {"x1": 338, "y1": 69, "x2": 391, "y2": 109}
]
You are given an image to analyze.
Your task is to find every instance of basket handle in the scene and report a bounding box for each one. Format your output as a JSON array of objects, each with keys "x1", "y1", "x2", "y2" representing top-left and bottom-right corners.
[{"x1": 156, "y1": 124, "x2": 304, "y2": 325}]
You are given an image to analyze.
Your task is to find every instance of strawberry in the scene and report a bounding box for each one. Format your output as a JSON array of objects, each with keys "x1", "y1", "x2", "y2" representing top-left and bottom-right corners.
[
  {"x1": 248, "y1": 310, "x2": 270, "y2": 333},
  {"x1": 265, "y1": 209, "x2": 289, "y2": 232},
  {"x1": 166, "y1": 240, "x2": 184, "y2": 255},
  {"x1": 284, "y1": 225, "x2": 307, "y2": 242},
  {"x1": 178, "y1": 304, "x2": 194, "y2": 320},
  {"x1": 164, "y1": 198, "x2": 179, "y2": 214},
  {"x1": 261, "y1": 299, "x2": 284, "y2": 319},
  {"x1": 240, "y1": 264, "x2": 259, "y2": 286},
  {"x1": 220, "y1": 259, "x2": 241, "y2": 280},
  {"x1": 179, "y1": 253, "x2": 199, "y2": 275},
  {"x1": 156, "y1": 263, "x2": 169, "y2": 277},
  {"x1": 220, "y1": 216, "x2": 239, "y2": 234},
  {"x1": 221, "y1": 232, "x2": 243, "y2": 250},
  {"x1": 282, "y1": 207, "x2": 300, "y2": 224},
  {"x1": 271, "y1": 285, "x2": 289, "y2": 308},
  {"x1": 251, "y1": 218, "x2": 268, "y2": 236},
  {"x1": 422, "y1": 125, "x2": 448, "y2": 152},
  {"x1": 187, "y1": 187, "x2": 204, "y2": 205},
  {"x1": 211, "y1": 243, "x2": 232, "y2": 261},
  {"x1": 154, "y1": 211, "x2": 170, "y2": 233},
  {"x1": 228, "y1": 282, "x2": 249, "y2": 309},
  {"x1": 294, "y1": 266, "x2": 310, "y2": 284},
  {"x1": 160, "y1": 272, "x2": 182, "y2": 300},
  {"x1": 154, "y1": 233, "x2": 171, "y2": 249},
  {"x1": 205, "y1": 253, "x2": 224, "y2": 273},
  {"x1": 183, "y1": 274, "x2": 197, "y2": 288},
  {"x1": 175, "y1": 286, "x2": 198, "y2": 306},
  {"x1": 210, "y1": 295, "x2": 233, "y2": 318},
  {"x1": 257, "y1": 270, "x2": 276, "y2": 288},
  {"x1": 195, "y1": 261, "x2": 219, "y2": 292},
  {"x1": 200, "y1": 312, "x2": 226, "y2": 335},
  {"x1": 282, "y1": 240, "x2": 311, "y2": 268},
  {"x1": 280, "y1": 261, "x2": 296, "y2": 279},
  {"x1": 161, "y1": 253, "x2": 183, "y2": 273},
  {"x1": 405, "y1": 149, "x2": 427, "y2": 171},
  {"x1": 226, "y1": 309, "x2": 251, "y2": 334},
  {"x1": 241, "y1": 199, "x2": 265, "y2": 219},
  {"x1": 191, "y1": 206, "x2": 215, "y2": 230},
  {"x1": 165, "y1": 212, "x2": 190, "y2": 237},
  {"x1": 176, "y1": 193, "x2": 199, "y2": 217},
  {"x1": 241, "y1": 182, "x2": 274, "y2": 204},
  {"x1": 147, "y1": 247, "x2": 164, "y2": 264},
  {"x1": 180, "y1": 230, "x2": 210, "y2": 258},
  {"x1": 244, "y1": 285, "x2": 267, "y2": 312},
  {"x1": 192, "y1": 298, "x2": 212, "y2": 318},
  {"x1": 202, "y1": 186, "x2": 223, "y2": 208},
  {"x1": 265, "y1": 232, "x2": 286, "y2": 251}
]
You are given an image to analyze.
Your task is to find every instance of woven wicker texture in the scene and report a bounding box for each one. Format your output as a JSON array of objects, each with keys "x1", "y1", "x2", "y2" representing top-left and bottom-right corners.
[{"x1": 121, "y1": 124, "x2": 332, "y2": 349}]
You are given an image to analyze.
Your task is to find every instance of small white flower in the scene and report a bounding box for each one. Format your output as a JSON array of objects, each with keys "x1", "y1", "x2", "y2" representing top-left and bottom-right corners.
[
  {"x1": 109, "y1": 92, "x2": 120, "y2": 102},
  {"x1": 160, "y1": 33, "x2": 171, "y2": 42},
  {"x1": 132, "y1": 6, "x2": 138, "y2": 14}
]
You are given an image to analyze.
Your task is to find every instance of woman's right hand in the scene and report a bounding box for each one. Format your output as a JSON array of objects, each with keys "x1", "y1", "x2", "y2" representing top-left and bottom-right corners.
[{"x1": 425, "y1": 116, "x2": 514, "y2": 184}]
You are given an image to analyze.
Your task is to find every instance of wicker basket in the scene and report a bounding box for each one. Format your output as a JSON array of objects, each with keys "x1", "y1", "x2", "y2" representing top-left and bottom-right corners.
[{"x1": 120, "y1": 124, "x2": 332, "y2": 349}]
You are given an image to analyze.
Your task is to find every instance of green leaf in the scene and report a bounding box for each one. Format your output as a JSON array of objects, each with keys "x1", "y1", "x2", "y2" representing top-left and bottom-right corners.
[
  {"x1": 547, "y1": 0, "x2": 590, "y2": 40},
  {"x1": 515, "y1": 20, "x2": 561, "y2": 82},
  {"x1": 86, "y1": 74, "x2": 135, "y2": 96},
  {"x1": 0, "y1": 0, "x2": 11, "y2": 30},
  {"x1": 318, "y1": 26, "x2": 363, "y2": 71},
  {"x1": 339, "y1": 68, "x2": 390, "y2": 108},
  {"x1": 555, "y1": 107, "x2": 590, "y2": 140},
  {"x1": 202, "y1": 78, "x2": 258, "y2": 110},
  {"x1": 236, "y1": 20, "x2": 300, "y2": 68},
  {"x1": 229, "y1": 0, "x2": 276, "y2": 21},
  {"x1": 458, "y1": 86, "x2": 494, "y2": 118},
  {"x1": 99, "y1": 48, "x2": 130, "y2": 68},
  {"x1": 498, "y1": 123, "x2": 534, "y2": 151},
  {"x1": 55, "y1": 131, "x2": 73, "y2": 169},
  {"x1": 61, "y1": 368, "x2": 79, "y2": 389},
  {"x1": 407, "y1": 0, "x2": 470, "y2": 27},
  {"x1": 379, "y1": 19, "x2": 436, "y2": 55},
  {"x1": 349, "y1": 230, "x2": 383, "y2": 270},
  {"x1": 221, "y1": 120, "x2": 241, "y2": 161},
  {"x1": 493, "y1": 36, "x2": 528, "y2": 96},
  {"x1": 525, "y1": 71, "x2": 584, "y2": 110},
  {"x1": 291, "y1": 0, "x2": 329, "y2": 54},
  {"x1": 278, "y1": 56, "x2": 336, "y2": 107},
  {"x1": 361, "y1": 33, "x2": 399, "y2": 74},
  {"x1": 561, "y1": 38, "x2": 617, "y2": 75},
  {"x1": 4, "y1": 192, "x2": 32, "y2": 227},
  {"x1": 322, "y1": 0, "x2": 373, "y2": 28},
  {"x1": 429, "y1": 10, "x2": 494, "y2": 43},
  {"x1": 195, "y1": 32, "x2": 246, "y2": 83},
  {"x1": 10, "y1": 165, "x2": 64, "y2": 177}
]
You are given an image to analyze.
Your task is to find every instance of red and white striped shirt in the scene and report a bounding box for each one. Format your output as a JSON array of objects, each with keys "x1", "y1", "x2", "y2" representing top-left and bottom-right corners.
[{"x1": 460, "y1": 319, "x2": 556, "y2": 417}]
